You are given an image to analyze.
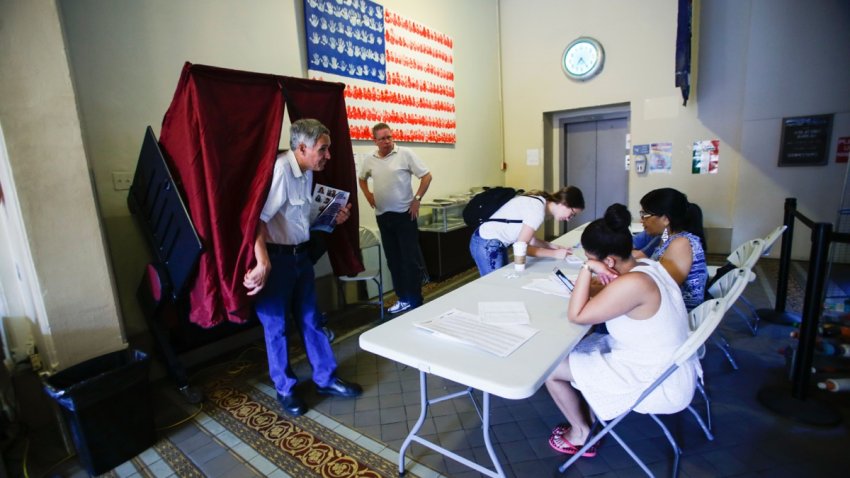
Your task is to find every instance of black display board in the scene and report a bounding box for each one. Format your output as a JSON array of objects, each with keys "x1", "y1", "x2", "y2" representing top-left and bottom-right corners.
[{"x1": 778, "y1": 114, "x2": 833, "y2": 167}]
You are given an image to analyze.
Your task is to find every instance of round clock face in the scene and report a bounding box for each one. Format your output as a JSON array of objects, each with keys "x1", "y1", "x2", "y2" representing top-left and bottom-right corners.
[{"x1": 562, "y1": 37, "x2": 604, "y2": 81}]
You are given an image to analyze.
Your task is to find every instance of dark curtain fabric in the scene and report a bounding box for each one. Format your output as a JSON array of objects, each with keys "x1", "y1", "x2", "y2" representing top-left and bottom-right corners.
[
  {"x1": 158, "y1": 62, "x2": 363, "y2": 328},
  {"x1": 675, "y1": 0, "x2": 693, "y2": 106},
  {"x1": 280, "y1": 77, "x2": 362, "y2": 277}
]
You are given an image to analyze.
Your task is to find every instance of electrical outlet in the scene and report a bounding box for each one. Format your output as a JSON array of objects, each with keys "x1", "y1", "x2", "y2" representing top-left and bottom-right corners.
[{"x1": 112, "y1": 171, "x2": 132, "y2": 191}]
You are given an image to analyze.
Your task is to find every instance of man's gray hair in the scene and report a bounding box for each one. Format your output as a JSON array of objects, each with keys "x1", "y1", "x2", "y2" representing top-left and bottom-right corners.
[{"x1": 290, "y1": 118, "x2": 330, "y2": 150}]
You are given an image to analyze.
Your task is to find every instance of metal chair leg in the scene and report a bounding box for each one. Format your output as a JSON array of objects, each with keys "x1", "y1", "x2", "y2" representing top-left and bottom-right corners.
[
  {"x1": 650, "y1": 414, "x2": 681, "y2": 478},
  {"x1": 712, "y1": 334, "x2": 739, "y2": 370},
  {"x1": 696, "y1": 380, "x2": 712, "y2": 432}
]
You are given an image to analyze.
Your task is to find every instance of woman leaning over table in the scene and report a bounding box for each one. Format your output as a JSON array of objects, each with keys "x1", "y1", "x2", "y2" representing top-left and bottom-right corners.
[
  {"x1": 544, "y1": 204, "x2": 700, "y2": 457},
  {"x1": 635, "y1": 188, "x2": 708, "y2": 311},
  {"x1": 469, "y1": 186, "x2": 585, "y2": 276}
]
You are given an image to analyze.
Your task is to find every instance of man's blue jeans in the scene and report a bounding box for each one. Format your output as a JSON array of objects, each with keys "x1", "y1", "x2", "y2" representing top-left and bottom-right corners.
[
  {"x1": 469, "y1": 229, "x2": 508, "y2": 276},
  {"x1": 254, "y1": 250, "x2": 337, "y2": 395}
]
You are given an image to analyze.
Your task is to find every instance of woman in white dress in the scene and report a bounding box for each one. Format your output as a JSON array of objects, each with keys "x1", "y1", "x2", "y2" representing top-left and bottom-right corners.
[{"x1": 544, "y1": 203, "x2": 700, "y2": 457}]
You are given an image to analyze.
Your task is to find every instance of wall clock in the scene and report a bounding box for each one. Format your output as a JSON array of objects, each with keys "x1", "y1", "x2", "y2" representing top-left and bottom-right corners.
[{"x1": 562, "y1": 37, "x2": 604, "y2": 81}]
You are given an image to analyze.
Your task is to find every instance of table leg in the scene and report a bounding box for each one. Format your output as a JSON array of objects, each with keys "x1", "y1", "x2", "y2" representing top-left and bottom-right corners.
[
  {"x1": 481, "y1": 391, "x2": 506, "y2": 477},
  {"x1": 398, "y1": 371, "x2": 428, "y2": 475},
  {"x1": 398, "y1": 370, "x2": 506, "y2": 478}
]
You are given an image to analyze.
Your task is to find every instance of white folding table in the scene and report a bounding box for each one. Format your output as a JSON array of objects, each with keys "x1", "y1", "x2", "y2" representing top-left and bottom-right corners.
[{"x1": 359, "y1": 226, "x2": 590, "y2": 477}]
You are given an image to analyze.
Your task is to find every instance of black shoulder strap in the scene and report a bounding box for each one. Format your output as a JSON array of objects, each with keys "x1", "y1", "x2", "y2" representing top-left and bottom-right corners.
[{"x1": 482, "y1": 218, "x2": 523, "y2": 224}]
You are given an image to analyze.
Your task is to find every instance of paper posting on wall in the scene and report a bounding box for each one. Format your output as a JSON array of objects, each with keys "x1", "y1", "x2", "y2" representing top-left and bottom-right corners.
[
  {"x1": 303, "y1": 0, "x2": 456, "y2": 144},
  {"x1": 649, "y1": 142, "x2": 673, "y2": 174},
  {"x1": 526, "y1": 149, "x2": 540, "y2": 166},
  {"x1": 837, "y1": 137, "x2": 850, "y2": 164},
  {"x1": 633, "y1": 144, "x2": 650, "y2": 175},
  {"x1": 692, "y1": 139, "x2": 720, "y2": 174}
]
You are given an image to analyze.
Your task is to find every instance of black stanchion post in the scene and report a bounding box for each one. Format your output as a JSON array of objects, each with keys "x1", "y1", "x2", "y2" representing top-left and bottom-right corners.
[
  {"x1": 759, "y1": 197, "x2": 801, "y2": 325},
  {"x1": 757, "y1": 222, "x2": 841, "y2": 427},
  {"x1": 792, "y1": 223, "x2": 830, "y2": 399}
]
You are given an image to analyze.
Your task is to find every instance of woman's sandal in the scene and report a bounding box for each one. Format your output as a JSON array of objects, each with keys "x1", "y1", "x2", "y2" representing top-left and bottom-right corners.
[{"x1": 548, "y1": 430, "x2": 598, "y2": 458}]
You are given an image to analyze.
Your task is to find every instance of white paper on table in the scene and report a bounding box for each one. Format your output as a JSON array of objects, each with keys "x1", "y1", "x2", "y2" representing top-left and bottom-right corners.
[
  {"x1": 414, "y1": 308, "x2": 539, "y2": 357},
  {"x1": 522, "y1": 278, "x2": 571, "y2": 298},
  {"x1": 478, "y1": 301, "x2": 530, "y2": 325},
  {"x1": 566, "y1": 254, "x2": 584, "y2": 265}
]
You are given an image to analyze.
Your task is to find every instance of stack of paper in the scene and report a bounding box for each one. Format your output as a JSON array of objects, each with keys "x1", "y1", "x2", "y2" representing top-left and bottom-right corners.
[
  {"x1": 414, "y1": 309, "x2": 538, "y2": 357},
  {"x1": 478, "y1": 301, "x2": 530, "y2": 325},
  {"x1": 522, "y1": 278, "x2": 572, "y2": 298}
]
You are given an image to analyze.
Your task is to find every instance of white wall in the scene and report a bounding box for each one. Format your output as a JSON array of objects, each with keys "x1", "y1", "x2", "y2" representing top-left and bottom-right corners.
[
  {"x1": 499, "y1": 0, "x2": 850, "y2": 259},
  {"x1": 0, "y1": 0, "x2": 124, "y2": 370},
  {"x1": 58, "y1": 0, "x2": 504, "y2": 334}
]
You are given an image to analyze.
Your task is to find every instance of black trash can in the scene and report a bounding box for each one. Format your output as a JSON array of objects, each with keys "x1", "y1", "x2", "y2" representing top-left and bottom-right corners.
[{"x1": 44, "y1": 349, "x2": 155, "y2": 476}]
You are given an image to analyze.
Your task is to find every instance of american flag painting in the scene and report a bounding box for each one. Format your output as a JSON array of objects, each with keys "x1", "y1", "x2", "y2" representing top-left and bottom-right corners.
[{"x1": 304, "y1": 0, "x2": 456, "y2": 144}]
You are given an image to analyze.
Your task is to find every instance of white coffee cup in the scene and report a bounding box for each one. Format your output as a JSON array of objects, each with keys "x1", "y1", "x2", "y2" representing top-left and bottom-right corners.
[{"x1": 513, "y1": 241, "x2": 528, "y2": 271}]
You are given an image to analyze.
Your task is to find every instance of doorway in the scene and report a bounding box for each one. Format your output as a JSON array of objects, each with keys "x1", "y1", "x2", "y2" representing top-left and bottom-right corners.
[{"x1": 556, "y1": 105, "x2": 630, "y2": 235}]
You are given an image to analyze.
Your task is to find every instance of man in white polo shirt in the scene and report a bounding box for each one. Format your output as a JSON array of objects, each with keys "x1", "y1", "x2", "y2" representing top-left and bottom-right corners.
[{"x1": 358, "y1": 123, "x2": 433, "y2": 314}]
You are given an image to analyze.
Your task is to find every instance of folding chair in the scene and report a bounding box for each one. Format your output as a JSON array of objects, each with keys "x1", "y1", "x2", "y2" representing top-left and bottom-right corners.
[
  {"x1": 559, "y1": 299, "x2": 727, "y2": 478},
  {"x1": 706, "y1": 238, "x2": 764, "y2": 335},
  {"x1": 691, "y1": 268, "x2": 752, "y2": 433},
  {"x1": 760, "y1": 225, "x2": 787, "y2": 257},
  {"x1": 337, "y1": 226, "x2": 385, "y2": 322},
  {"x1": 703, "y1": 267, "x2": 756, "y2": 369},
  {"x1": 734, "y1": 225, "x2": 787, "y2": 334}
]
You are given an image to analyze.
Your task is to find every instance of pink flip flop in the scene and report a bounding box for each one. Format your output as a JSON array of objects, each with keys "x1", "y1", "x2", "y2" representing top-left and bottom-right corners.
[
  {"x1": 552, "y1": 424, "x2": 570, "y2": 436},
  {"x1": 548, "y1": 431, "x2": 598, "y2": 458}
]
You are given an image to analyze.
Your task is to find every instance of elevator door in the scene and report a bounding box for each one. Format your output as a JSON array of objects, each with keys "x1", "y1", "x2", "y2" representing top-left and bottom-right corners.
[{"x1": 563, "y1": 118, "x2": 628, "y2": 233}]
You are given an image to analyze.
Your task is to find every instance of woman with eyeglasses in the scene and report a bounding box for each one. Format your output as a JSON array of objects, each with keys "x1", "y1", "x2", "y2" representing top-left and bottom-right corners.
[
  {"x1": 635, "y1": 188, "x2": 707, "y2": 310},
  {"x1": 469, "y1": 186, "x2": 585, "y2": 276},
  {"x1": 545, "y1": 203, "x2": 699, "y2": 457}
]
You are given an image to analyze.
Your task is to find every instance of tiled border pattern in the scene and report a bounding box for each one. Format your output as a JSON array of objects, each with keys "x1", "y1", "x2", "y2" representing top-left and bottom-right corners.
[
  {"x1": 150, "y1": 438, "x2": 205, "y2": 477},
  {"x1": 201, "y1": 377, "x2": 411, "y2": 478}
]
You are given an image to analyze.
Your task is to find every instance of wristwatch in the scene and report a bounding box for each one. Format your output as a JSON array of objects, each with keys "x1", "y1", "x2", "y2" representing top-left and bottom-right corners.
[{"x1": 414, "y1": 195, "x2": 423, "y2": 201}]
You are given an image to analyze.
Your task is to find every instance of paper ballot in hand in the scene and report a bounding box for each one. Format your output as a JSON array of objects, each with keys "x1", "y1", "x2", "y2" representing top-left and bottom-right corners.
[{"x1": 311, "y1": 184, "x2": 349, "y2": 233}]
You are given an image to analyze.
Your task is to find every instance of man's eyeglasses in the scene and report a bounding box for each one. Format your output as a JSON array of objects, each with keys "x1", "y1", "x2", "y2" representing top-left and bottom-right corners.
[
  {"x1": 375, "y1": 135, "x2": 393, "y2": 142},
  {"x1": 638, "y1": 210, "x2": 656, "y2": 219}
]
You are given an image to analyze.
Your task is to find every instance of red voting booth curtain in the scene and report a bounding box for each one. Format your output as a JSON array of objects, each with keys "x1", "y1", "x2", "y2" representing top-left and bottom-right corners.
[{"x1": 159, "y1": 63, "x2": 363, "y2": 328}]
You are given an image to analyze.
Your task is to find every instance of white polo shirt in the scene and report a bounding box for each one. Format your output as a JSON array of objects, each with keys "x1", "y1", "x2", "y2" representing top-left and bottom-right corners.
[{"x1": 359, "y1": 145, "x2": 429, "y2": 215}]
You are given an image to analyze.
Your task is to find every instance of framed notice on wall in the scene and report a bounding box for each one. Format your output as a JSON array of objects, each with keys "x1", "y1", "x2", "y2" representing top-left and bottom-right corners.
[{"x1": 778, "y1": 114, "x2": 833, "y2": 167}]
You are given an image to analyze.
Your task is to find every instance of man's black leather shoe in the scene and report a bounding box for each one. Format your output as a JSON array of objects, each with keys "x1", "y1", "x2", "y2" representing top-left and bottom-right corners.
[
  {"x1": 316, "y1": 377, "x2": 363, "y2": 398},
  {"x1": 277, "y1": 392, "x2": 308, "y2": 416}
]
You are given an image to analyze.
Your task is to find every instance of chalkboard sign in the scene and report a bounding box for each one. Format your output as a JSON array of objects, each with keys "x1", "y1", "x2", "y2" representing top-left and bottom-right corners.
[{"x1": 778, "y1": 114, "x2": 833, "y2": 166}]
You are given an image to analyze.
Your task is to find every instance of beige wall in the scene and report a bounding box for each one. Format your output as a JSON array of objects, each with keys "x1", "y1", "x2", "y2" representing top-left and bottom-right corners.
[
  {"x1": 58, "y1": 0, "x2": 504, "y2": 336},
  {"x1": 499, "y1": 0, "x2": 850, "y2": 258},
  {"x1": 0, "y1": 0, "x2": 124, "y2": 370}
]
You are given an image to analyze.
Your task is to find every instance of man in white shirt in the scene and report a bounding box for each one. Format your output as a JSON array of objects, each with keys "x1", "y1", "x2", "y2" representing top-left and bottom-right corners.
[
  {"x1": 358, "y1": 123, "x2": 433, "y2": 314},
  {"x1": 244, "y1": 119, "x2": 361, "y2": 416}
]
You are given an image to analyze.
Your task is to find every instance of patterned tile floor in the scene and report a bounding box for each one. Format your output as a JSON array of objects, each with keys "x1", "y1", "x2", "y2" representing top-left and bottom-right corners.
[{"x1": 7, "y1": 258, "x2": 850, "y2": 477}]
